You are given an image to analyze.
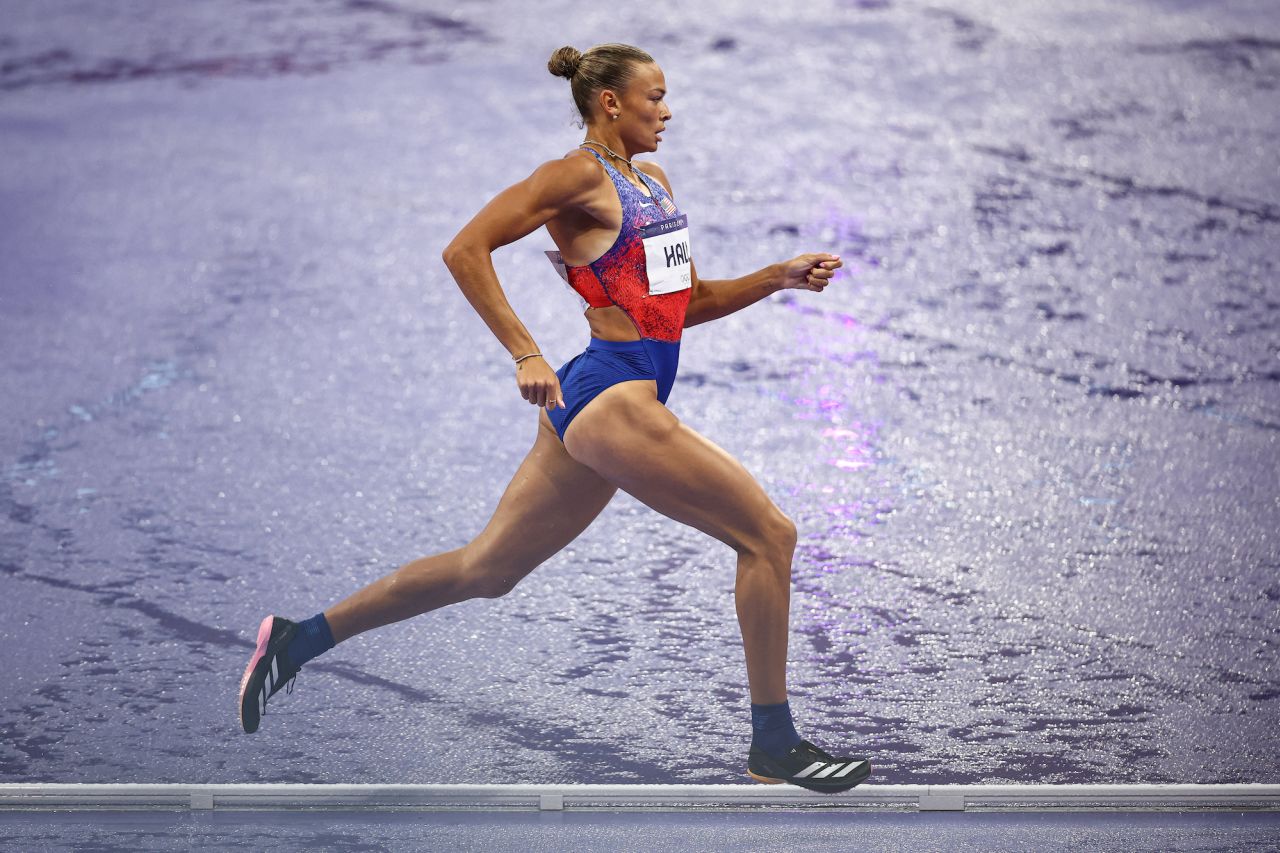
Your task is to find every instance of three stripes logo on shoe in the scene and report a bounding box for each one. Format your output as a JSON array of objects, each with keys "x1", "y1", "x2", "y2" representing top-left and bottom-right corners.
[
  {"x1": 793, "y1": 759, "x2": 868, "y2": 780},
  {"x1": 260, "y1": 657, "x2": 279, "y2": 716}
]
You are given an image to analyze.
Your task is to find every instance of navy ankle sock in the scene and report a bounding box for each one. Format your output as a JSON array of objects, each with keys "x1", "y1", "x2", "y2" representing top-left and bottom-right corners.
[
  {"x1": 751, "y1": 699, "x2": 803, "y2": 757},
  {"x1": 286, "y1": 612, "x2": 336, "y2": 668}
]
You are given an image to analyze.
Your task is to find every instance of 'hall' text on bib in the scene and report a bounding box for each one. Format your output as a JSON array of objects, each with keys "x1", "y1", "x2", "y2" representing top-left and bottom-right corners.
[{"x1": 638, "y1": 213, "x2": 692, "y2": 297}]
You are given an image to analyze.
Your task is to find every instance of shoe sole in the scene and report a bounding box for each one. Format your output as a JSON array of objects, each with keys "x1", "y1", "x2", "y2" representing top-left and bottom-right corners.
[{"x1": 238, "y1": 615, "x2": 275, "y2": 734}]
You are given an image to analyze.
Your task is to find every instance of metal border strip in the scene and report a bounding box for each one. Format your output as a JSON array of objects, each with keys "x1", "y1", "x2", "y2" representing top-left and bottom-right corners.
[{"x1": 1, "y1": 784, "x2": 1277, "y2": 812}]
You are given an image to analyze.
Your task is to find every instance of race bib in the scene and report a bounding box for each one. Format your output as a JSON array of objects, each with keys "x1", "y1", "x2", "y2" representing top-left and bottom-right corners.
[
  {"x1": 545, "y1": 250, "x2": 589, "y2": 311},
  {"x1": 638, "y1": 213, "x2": 692, "y2": 296}
]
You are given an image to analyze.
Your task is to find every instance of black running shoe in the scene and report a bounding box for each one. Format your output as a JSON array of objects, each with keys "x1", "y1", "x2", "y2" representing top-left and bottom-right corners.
[
  {"x1": 238, "y1": 615, "x2": 301, "y2": 734},
  {"x1": 747, "y1": 738, "x2": 872, "y2": 793}
]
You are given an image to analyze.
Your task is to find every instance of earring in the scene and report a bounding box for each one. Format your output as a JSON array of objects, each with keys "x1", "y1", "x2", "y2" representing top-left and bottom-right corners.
[{"x1": 612, "y1": 113, "x2": 619, "y2": 120}]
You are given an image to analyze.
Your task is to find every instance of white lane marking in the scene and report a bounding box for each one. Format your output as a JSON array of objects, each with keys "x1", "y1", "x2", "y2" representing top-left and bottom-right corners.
[{"x1": 793, "y1": 761, "x2": 827, "y2": 778}]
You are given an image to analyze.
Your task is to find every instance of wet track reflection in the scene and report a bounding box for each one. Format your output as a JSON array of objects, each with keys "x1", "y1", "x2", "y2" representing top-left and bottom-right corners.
[{"x1": 0, "y1": 0, "x2": 1276, "y2": 786}]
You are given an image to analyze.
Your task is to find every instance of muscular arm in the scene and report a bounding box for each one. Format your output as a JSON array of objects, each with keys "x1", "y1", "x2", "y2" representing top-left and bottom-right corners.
[
  {"x1": 682, "y1": 260, "x2": 785, "y2": 328},
  {"x1": 635, "y1": 161, "x2": 786, "y2": 329},
  {"x1": 441, "y1": 156, "x2": 598, "y2": 357}
]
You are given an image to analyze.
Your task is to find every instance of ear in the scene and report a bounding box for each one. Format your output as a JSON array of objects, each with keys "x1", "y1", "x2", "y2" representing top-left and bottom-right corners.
[{"x1": 597, "y1": 88, "x2": 621, "y2": 114}]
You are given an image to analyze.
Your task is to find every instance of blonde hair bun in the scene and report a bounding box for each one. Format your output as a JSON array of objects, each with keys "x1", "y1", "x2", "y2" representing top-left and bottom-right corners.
[{"x1": 547, "y1": 46, "x2": 583, "y2": 79}]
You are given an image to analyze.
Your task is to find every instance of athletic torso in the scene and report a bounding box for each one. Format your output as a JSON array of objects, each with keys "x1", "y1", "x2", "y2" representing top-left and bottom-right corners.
[{"x1": 545, "y1": 146, "x2": 692, "y2": 343}]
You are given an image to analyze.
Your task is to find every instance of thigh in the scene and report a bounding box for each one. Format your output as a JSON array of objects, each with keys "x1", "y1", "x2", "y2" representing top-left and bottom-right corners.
[
  {"x1": 549, "y1": 343, "x2": 657, "y2": 443},
  {"x1": 563, "y1": 382, "x2": 789, "y2": 553},
  {"x1": 466, "y1": 409, "x2": 619, "y2": 584}
]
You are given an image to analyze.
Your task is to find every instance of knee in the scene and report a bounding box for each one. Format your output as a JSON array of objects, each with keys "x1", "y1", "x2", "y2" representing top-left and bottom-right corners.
[
  {"x1": 772, "y1": 512, "x2": 799, "y2": 562},
  {"x1": 738, "y1": 509, "x2": 798, "y2": 567},
  {"x1": 777, "y1": 513, "x2": 798, "y2": 552}
]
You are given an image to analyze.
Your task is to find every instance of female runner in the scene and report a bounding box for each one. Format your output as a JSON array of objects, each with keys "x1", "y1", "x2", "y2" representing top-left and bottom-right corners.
[{"x1": 238, "y1": 42, "x2": 871, "y2": 793}]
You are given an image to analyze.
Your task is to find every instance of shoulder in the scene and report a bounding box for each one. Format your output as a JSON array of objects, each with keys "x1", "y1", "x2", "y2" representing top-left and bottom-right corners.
[
  {"x1": 635, "y1": 160, "x2": 675, "y2": 198},
  {"x1": 522, "y1": 149, "x2": 605, "y2": 203}
]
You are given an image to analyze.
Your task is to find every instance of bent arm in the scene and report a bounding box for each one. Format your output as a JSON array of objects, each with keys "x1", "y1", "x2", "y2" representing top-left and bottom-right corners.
[
  {"x1": 633, "y1": 161, "x2": 787, "y2": 329},
  {"x1": 441, "y1": 157, "x2": 597, "y2": 358},
  {"x1": 683, "y1": 260, "x2": 784, "y2": 328}
]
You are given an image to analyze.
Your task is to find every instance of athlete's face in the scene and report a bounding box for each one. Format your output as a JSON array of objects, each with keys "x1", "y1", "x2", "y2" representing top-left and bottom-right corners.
[{"x1": 615, "y1": 62, "x2": 671, "y2": 152}]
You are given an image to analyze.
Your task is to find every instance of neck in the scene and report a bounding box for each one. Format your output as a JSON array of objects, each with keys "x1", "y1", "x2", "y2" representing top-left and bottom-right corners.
[{"x1": 582, "y1": 127, "x2": 635, "y2": 162}]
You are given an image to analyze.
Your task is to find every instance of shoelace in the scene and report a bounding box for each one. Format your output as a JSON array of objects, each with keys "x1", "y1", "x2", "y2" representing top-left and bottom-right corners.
[
  {"x1": 263, "y1": 668, "x2": 298, "y2": 714},
  {"x1": 273, "y1": 638, "x2": 299, "y2": 699}
]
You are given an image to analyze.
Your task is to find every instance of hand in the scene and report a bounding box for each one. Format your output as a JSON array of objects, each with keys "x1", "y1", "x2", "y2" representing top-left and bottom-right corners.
[
  {"x1": 778, "y1": 253, "x2": 842, "y2": 292},
  {"x1": 515, "y1": 356, "x2": 566, "y2": 410}
]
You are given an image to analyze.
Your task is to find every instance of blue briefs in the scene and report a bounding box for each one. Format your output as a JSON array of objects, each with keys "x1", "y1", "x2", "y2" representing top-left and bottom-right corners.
[{"x1": 546, "y1": 337, "x2": 680, "y2": 443}]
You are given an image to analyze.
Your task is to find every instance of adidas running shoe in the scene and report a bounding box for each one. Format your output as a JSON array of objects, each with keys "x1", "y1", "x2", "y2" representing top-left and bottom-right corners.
[
  {"x1": 747, "y1": 738, "x2": 872, "y2": 793},
  {"x1": 238, "y1": 615, "x2": 301, "y2": 734}
]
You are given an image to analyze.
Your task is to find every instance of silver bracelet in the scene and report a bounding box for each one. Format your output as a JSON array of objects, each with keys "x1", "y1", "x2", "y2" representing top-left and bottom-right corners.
[{"x1": 513, "y1": 352, "x2": 543, "y2": 365}]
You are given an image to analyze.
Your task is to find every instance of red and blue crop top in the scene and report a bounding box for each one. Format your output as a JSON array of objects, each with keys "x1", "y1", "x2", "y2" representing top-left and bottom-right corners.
[{"x1": 546, "y1": 146, "x2": 693, "y2": 343}]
